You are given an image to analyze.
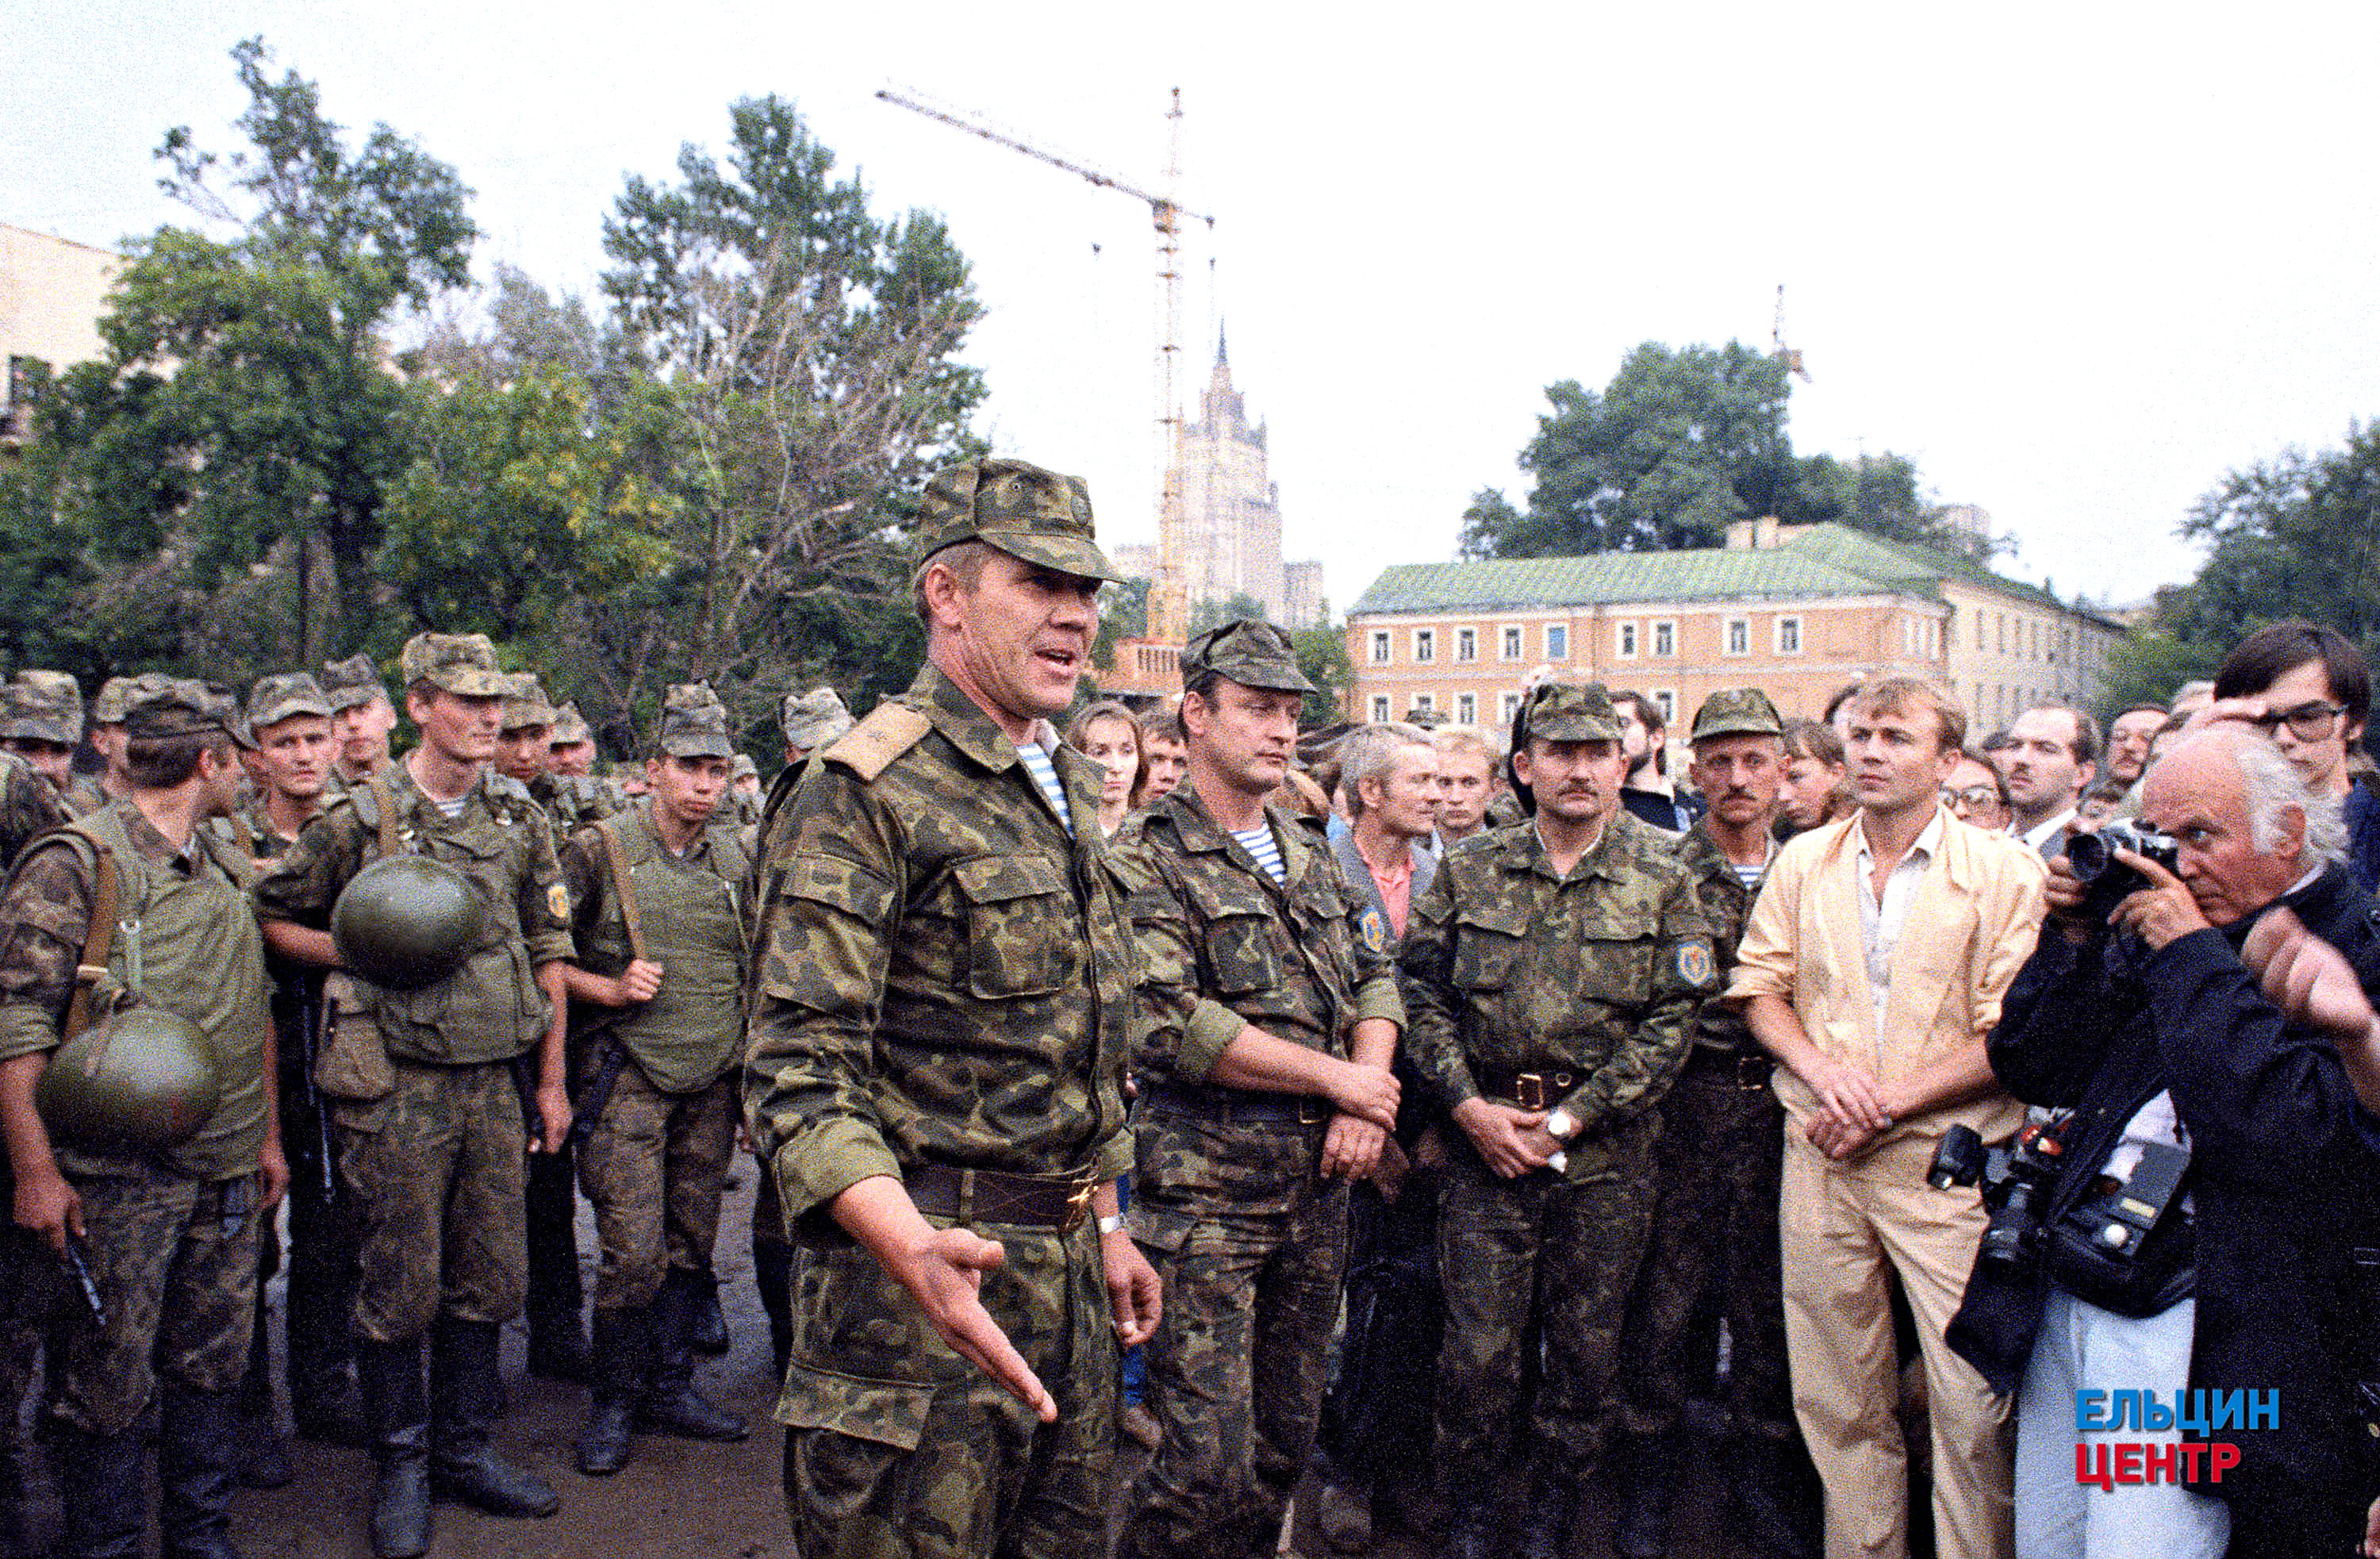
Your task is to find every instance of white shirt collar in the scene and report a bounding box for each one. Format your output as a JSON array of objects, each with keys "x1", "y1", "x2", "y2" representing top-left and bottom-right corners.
[{"x1": 2016, "y1": 807, "x2": 2076, "y2": 853}]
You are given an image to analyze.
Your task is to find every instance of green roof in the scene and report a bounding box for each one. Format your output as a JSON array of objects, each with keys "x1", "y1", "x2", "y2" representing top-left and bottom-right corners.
[{"x1": 1350, "y1": 523, "x2": 2104, "y2": 621}]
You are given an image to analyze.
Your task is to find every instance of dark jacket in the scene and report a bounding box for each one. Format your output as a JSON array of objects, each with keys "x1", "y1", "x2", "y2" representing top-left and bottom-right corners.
[
  {"x1": 1950, "y1": 863, "x2": 2380, "y2": 1542},
  {"x1": 2344, "y1": 774, "x2": 2380, "y2": 895}
]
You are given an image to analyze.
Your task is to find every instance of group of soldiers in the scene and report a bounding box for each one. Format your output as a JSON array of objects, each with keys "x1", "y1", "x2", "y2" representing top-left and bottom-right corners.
[{"x1": 0, "y1": 451, "x2": 1818, "y2": 1559}]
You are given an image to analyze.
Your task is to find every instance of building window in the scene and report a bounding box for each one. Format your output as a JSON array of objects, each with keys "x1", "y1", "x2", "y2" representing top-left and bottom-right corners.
[
  {"x1": 1653, "y1": 620, "x2": 1675, "y2": 657},
  {"x1": 1415, "y1": 629, "x2": 1435, "y2": 664},
  {"x1": 1997, "y1": 615, "x2": 2006, "y2": 654},
  {"x1": 1617, "y1": 621, "x2": 1638, "y2": 658},
  {"x1": 1455, "y1": 627, "x2": 1477, "y2": 662},
  {"x1": 1500, "y1": 691, "x2": 1522, "y2": 725},
  {"x1": 1457, "y1": 693, "x2": 1476, "y2": 725},
  {"x1": 1652, "y1": 689, "x2": 1676, "y2": 723},
  {"x1": 1926, "y1": 620, "x2": 1939, "y2": 658},
  {"x1": 1414, "y1": 693, "x2": 1435, "y2": 717},
  {"x1": 1501, "y1": 624, "x2": 1522, "y2": 660},
  {"x1": 1726, "y1": 618, "x2": 1749, "y2": 656},
  {"x1": 1370, "y1": 694, "x2": 1391, "y2": 723},
  {"x1": 1369, "y1": 630, "x2": 1391, "y2": 664},
  {"x1": 1546, "y1": 624, "x2": 1569, "y2": 659},
  {"x1": 1778, "y1": 616, "x2": 1803, "y2": 655}
]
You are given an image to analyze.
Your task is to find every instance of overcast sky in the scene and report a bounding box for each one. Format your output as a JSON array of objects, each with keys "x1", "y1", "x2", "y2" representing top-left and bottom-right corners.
[{"x1": 12, "y1": 2, "x2": 2378, "y2": 618}]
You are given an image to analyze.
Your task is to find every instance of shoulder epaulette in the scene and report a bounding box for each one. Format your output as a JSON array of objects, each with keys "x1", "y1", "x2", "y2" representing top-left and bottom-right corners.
[{"x1": 823, "y1": 704, "x2": 933, "y2": 782}]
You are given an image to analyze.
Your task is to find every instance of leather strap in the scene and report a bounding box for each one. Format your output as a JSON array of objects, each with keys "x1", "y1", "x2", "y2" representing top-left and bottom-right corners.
[
  {"x1": 596, "y1": 816, "x2": 646, "y2": 963},
  {"x1": 367, "y1": 776, "x2": 399, "y2": 860},
  {"x1": 1476, "y1": 1062, "x2": 1582, "y2": 1112},
  {"x1": 904, "y1": 1164, "x2": 1099, "y2": 1232},
  {"x1": 63, "y1": 843, "x2": 120, "y2": 1044}
]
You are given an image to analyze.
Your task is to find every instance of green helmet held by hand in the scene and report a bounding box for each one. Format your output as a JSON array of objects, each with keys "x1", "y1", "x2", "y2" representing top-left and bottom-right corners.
[
  {"x1": 332, "y1": 855, "x2": 485, "y2": 991},
  {"x1": 36, "y1": 1007, "x2": 222, "y2": 1153}
]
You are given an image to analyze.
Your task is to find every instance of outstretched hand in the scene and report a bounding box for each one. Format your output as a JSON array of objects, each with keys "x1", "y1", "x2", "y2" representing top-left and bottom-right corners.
[{"x1": 885, "y1": 1225, "x2": 1056, "y2": 1422}]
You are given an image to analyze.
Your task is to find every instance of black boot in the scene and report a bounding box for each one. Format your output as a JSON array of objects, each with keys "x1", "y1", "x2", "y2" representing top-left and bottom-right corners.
[
  {"x1": 640, "y1": 1269, "x2": 747, "y2": 1442},
  {"x1": 688, "y1": 1269, "x2": 731, "y2": 1356},
  {"x1": 1517, "y1": 1464, "x2": 1579, "y2": 1559},
  {"x1": 355, "y1": 1338, "x2": 432, "y2": 1559},
  {"x1": 52, "y1": 1424, "x2": 144, "y2": 1559},
  {"x1": 1732, "y1": 1436, "x2": 1821, "y2": 1559},
  {"x1": 428, "y1": 1317, "x2": 559, "y2": 1519},
  {"x1": 1612, "y1": 1432, "x2": 1679, "y2": 1559},
  {"x1": 574, "y1": 1307, "x2": 651, "y2": 1476},
  {"x1": 1438, "y1": 1493, "x2": 1497, "y2": 1559},
  {"x1": 159, "y1": 1384, "x2": 244, "y2": 1559}
]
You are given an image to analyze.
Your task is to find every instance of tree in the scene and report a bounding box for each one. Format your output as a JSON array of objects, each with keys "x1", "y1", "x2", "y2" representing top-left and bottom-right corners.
[
  {"x1": 1188, "y1": 592, "x2": 1268, "y2": 636},
  {"x1": 1092, "y1": 577, "x2": 1151, "y2": 672},
  {"x1": 1292, "y1": 623, "x2": 1353, "y2": 728},
  {"x1": 56, "y1": 38, "x2": 476, "y2": 659}
]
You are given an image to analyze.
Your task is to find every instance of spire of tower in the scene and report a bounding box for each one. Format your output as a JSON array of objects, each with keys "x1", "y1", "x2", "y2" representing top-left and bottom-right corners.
[{"x1": 1217, "y1": 320, "x2": 1227, "y2": 363}]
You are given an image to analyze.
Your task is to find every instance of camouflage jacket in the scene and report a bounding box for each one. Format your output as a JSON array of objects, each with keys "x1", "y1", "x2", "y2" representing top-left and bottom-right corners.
[
  {"x1": 743, "y1": 662, "x2": 1138, "y2": 1232},
  {"x1": 253, "y1": 762, "x2": 574, "y2": 1066},
  {"x1": 1671, "y1": 818, "x2": 1772, "y2": 1056},
  {"x1": 0, "y1": 751, "x2": 67, "y2": 873},
  {"x1": 1111, "y1": 782, "x2": 1402, "y2": 1088},
  {"x1": 1399, "y1": 810, "x2": 1715, "y2": 1145}
]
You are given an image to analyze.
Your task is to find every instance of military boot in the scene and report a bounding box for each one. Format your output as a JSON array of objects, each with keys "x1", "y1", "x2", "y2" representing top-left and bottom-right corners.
[
  {"x1": 1612, "y1": 1432, "x2": 1681, "y2": 1559},
  {"x1": 574, "y1": 1307, "x2": 652, "y2": 1476},
  {"x1": 427, "y1": 1318, "x2": 559, "y2": 1520},
  {"x1": 640, "y1": 1269, "x2": 747, "y2": 1442},
  {"x1": 286, "y1": 1267, "x2": 367, "y2": 1446},
  {"x1": 159, "y1": 1384, "x2": 245, "y2": 1559},
  {"x1": 1517, "y1": 1464, "x2": 1580, "y2": 1559},
  {"x1": 687, "y1": 1269, "x2": 731, "y2": 1356},
  {"x1": 355, "y1": 1338, "x2": 432, "y2": 1559},
  {"x1": 52, "y1": 1425, "x2": 144, "y2": 1559}
]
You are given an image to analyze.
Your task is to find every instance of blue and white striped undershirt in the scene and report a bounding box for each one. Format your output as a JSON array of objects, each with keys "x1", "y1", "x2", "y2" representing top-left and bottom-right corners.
[
  {"x1": 1015, "y1": 741, "x2": 1074, "y2": 835},
  {"x1": 1230, "y1": 824, "x2": 1286, "y2": 885}
]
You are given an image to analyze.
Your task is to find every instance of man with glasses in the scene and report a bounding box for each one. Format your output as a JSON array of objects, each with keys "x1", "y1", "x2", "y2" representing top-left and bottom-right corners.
[
  {"x1": 1940, "y1": 748, "x2": 2013, "y2": 833},
  {"x1": 2202, "y1": 620, "x2": 2380, "y2": 890}
]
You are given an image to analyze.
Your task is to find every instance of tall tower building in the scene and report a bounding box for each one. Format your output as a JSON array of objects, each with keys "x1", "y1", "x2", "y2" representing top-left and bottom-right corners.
[{"x1": 1170, "y1": 333, "x2": 1321, "y2": 625}]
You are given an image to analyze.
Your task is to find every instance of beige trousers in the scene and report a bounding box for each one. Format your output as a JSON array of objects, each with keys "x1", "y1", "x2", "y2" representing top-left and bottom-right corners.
[{"x1": 1779, "y1": 1134, "x2": 2013, "y2": 1559}]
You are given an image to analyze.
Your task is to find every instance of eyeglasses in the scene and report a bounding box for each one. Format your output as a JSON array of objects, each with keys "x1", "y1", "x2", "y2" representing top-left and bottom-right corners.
[
  {"x1": 1940, "y1": 786, "x2": 2002, "y2": 811},
  {"x1": 2246, "y1": 701, "x2": 2348, "y2": 742}
]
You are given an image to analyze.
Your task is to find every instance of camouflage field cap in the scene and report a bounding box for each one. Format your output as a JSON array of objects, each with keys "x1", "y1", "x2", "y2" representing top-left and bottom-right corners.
[
  {"x1": 549, "y1": 701, "x2": 593, "y2": 747},
  {"x1": 501, "y1": 674, "x2": 556, "y2": 732},
  {"x1": 247, "y1": 672, "x2": 333, "y2": 733},
  {"x1": 1690, "y1": 687, "x2": 1784, "y2": 743},
  {"x1": 1518, "y1": 681, "x2": 1622, "y2": 743},
  {"x1": 320, "y1": 653, "x2": 389, "y2": 714},
  {"x1": 781, "y1": 687, "x2": 853, "y2": 754},
  {"x1": 94, "y1": 672, "x2": 178, "y2": 726},
  {"x1": 913, "y1": 458, "x2": 1122, "y2": 583},
  {"x1": 1180, "y1": 619, "x2": 1317, "y2": 696},
  {"x1": 398, "y1": 633, "x2": 509, "y2": 697},
  {"x1": 657, "y1": 681, "x2": 735, "y2": 760},
  {"x1": 121, "y1": 680, "x2": 236, "y2": 743},
  {"x1": 1, "y1": 670, "x2": 83, "y2": 746}
]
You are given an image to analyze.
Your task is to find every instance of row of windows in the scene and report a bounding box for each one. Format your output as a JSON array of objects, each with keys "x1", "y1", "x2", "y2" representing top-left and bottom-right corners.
[
  {"x1": 1368, "y1": 616, "x2": 1807, "y2": 666},
  {"x1": 1370, "y1": 624, "x2": 1560, "y2": 665},
  {"x1": 1364, "y1": 688, "x2": 1679, "y2": 729},
  {"x1": 1963, "y1": 606, "x2": 2106, "y2": 667}
]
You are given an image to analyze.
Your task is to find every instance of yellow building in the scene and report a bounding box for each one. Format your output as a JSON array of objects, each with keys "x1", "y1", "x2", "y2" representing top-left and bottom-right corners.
[
  {"x1": 1345, "y1": 520, "x2": 2120, "y2": 736},
  {"x1": 1, "y1": 222, "x2": 120, "y2": 436}
]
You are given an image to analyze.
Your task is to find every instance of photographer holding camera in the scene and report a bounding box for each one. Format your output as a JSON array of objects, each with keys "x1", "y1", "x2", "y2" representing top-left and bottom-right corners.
[{"x1": 1948, "y1": 725, "x2": 2380, "y2": 1559}]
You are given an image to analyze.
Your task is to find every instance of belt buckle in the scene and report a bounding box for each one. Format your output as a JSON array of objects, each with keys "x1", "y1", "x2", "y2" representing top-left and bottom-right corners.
[
  {"x1": 1062, "y1": 1178, "x2": 1097, "y2": 1233},
  {"x1": 1514, "y1": 1072, "x2": 1548, "y2": 1112},
  {"x1": 1297, "y1": 1096, "x2": 1327, "y2": 1127},
  {"x1": 1737, "y1": 1054, "x2": 1771, "y2": 1092}
]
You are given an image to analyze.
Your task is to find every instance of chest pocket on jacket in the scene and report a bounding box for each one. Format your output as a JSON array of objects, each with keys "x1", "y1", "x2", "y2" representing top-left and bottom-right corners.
[
  {"x1": 1574, "y1": 904, "x2": 1659, "y2": 1005},
  {"x1": 1186, "y1": 871, "x2": 1282, "y2": 997},
  {"x1": 1452, "y1": 898, "x2": 1531, "y2": 991},
  {"x1": 953, "y1": 855, "x2": 1072, "y2": 999}
]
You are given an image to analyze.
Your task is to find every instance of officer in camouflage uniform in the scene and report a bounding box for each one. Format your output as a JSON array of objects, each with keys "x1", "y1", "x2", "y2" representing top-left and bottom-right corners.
[
  {"x1": 0, "y1": 673, "x2": 102, "y2": 816},
  {"x1": 747, "y1": 683, "x2": 858, "y2": 1376},
  {"x1": 321, "y1": 652, "x2": 397, "y2": 788},
  {"x1": 1610, "y1": 689, "x2": 1815, "y2": 1559},
  {"x1": 492, "y1": 674, "x2": 592, "y2": 1382},
  {"x1": 744, "y1": 457, "x2": 1161, "y2": 1559},
  {"x1": 255, "y1": 632, "x2": 574, "y2": 1559},
  {"x1": 1109, "y1": 620, "x2": 1405, "y2": 1559},
  {"x1": 559, "y1": 682, "x2": 751, "y2": 1474},
  {"x1": 0, "y1": 682, "x2": 285, "y2": 1559},
  {"x1": 1400, "y1": 681, "x2": 1715, "y2": 1559}
]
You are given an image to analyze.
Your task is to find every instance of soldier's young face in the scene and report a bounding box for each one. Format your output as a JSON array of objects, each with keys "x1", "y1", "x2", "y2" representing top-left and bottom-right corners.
[
  {"x1": 1139, "y1": 733, "x2": 1187, "y2": 802},
  {"x1": 647, "y1": 752, "x2": 729, "y2": 828},
  {"x1": 255, "y1": 715, "x2": 334, "y2": 803},
  {"x1": 1779, "y1": 751, "x2": 1844, "y2": 830},
  {"x1": 2, "y1": 738, "x2": 72, "y2": 789},
  {"x1": 1687, "y1": 735, "x2": 1785, "y2": 829},
  {"x1": 408, "y1": 688, "x2": 503, "y2": 766},
  {"x1": 1514, "y1": 737, "x2": 1626, "y2": 827},
  {"x1": 494, "y1": 724, "x2": 551, "y2": 784},
  {"x1": 333, "y1": 695, "x2": 397, "y2": 766},
  {"x1": 549, "y1": 739, "x2": 597, "y2": 778},
  {"x1": 1363, "y1": 743, "x2": 1440, "y2": 841},
  {"x1": 1434, "y1": 749, "x2": 1494, "y2": 835},
  {"x1": 940, "y1": 551, "x2": 1100, "y2": 726},
  {"x1": 1185, "y1": 681, "x2": 1301, "y2": 797},
  {"x1": 1844, "y1": 701, "x2": 1958, "y2": 817}
]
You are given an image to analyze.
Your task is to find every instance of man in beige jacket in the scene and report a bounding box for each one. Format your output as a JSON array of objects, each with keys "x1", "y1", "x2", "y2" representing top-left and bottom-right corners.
[{"x1": 1731, "y1": 678, "x2": 2046, "y2": 1559}]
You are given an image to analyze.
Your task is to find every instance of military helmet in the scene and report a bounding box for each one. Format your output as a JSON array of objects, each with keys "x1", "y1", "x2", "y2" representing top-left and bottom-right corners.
[
  {"x1": 332, "y1": 855, "x2": 485, "y2": 991},
  {"x1": 35, "y1": 1008, "x2": 221, "y2": 1153}
]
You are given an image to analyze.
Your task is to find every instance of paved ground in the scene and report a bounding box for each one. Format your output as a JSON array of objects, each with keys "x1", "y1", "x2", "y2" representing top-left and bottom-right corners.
[{"x1": 12, "y1": 1167, "x2": 1826, "y2": 1558}]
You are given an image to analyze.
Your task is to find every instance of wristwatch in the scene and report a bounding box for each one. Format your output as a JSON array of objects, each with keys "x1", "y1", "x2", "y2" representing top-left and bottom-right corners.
[{"x1": 1096, "y1": 1214, "x2": 1126, "y2": 1236}]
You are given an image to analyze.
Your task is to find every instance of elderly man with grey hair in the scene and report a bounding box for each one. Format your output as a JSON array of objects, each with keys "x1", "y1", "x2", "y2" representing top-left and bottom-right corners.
[
  {"x1": 1948, "y1": 725, "x2": 2380, "y2": 1559},
  {"x1": 1331, "y1": 724, "x2": 1439, "y2": 957}
]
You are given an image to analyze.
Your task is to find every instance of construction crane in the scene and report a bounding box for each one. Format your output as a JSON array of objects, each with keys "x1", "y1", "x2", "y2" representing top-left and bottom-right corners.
[
  {"x1": 878, "y1": 84, "x2": 1215, "y2": 643},
  {"x1": 1772, "y1": 283, "x2": 1811, "y2": 382}
]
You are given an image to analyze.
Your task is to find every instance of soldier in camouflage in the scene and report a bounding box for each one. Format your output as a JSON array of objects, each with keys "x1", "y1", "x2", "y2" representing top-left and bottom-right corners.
[
  {"x1": 0, "y1": 672, "x2": 102, "y2": 816},
  {"x1": 1400, "y1": 680, "x2": 1716, "y2": 1559},
  {"x1": 255, "y1": 632, "x2": 574, "y2": 1558},
  {"x1": 560, "y1": 682, "x2": 751, "y2": 1474},
  {"x1": 0, "y1": 682, "x2": 286, "y2": 1559},
  {"x1": 743, "y1": 457, "x2": 1160, "y2": 1559},
  {"x1": 321, "y1": 653, "x2": 398, "y2": 787},
  {"x1": 1610, "y1": 689, "x2": 1816, "y2": 1559},
  {"x1": 547, "y1": 701, "x2": 597, "y2": 777},
  {"x1": 1108, "y1": 619, "x2": 1405, "y2": 1559},
  {"x1": 90, "y1": 673, "x2": 179, "y2": 808}
]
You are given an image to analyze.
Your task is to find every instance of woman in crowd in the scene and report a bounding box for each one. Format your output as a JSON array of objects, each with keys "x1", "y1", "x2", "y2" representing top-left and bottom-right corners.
[{"x1": 1067, "y1": 698, "x2": 1146, "y2": 839}]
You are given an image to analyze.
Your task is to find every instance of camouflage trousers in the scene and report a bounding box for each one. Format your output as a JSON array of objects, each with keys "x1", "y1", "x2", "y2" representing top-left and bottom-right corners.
[
  {"x1": 575, "y1": 1056, "x2": 737, "y2": 1310},
  {"x1": 52, "y1": 1169, "x2": 259, "y2": 1438},
  {"x1": 1615, "y1": 1054, "x2": 1796, "y2": 1446},
  {"x1": 777, "y1": 1213, "x2": 1119, "y2": 1559},
  {"x1": 334, "y1": 1057, "x2": 527, "y2": 1345},
  {"x1": 1117, "y1": 1113, "x2": 1349, "y2": 1559},
  {"x1": 0, "y1": 1226, "x2": 56, "y2": 1448},
  {"x1": 1434, "y1": 1122, "x2": 1657, "y2": 1490}
]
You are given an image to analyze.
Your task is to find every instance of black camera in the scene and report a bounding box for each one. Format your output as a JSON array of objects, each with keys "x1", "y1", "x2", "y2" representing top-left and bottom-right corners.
[
  {"x1": 1927, "y1": 1115, "x2": 2075, "y2": 1274},
  {"x1": 2062, "y1": 822, "x2": 2182, "y2": 920}
]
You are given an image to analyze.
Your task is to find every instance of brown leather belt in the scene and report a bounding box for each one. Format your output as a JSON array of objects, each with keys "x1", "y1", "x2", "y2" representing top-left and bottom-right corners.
[
  {"x1": 1476, "y1": 1064, "x2": 1580, "y2": 1112},
  {"x1": 905, "y1": 1165, "x2": 1100, "y2": 1233}
]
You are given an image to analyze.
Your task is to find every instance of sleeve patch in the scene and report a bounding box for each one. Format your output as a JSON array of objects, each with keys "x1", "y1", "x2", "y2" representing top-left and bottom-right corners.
[
  {"x1": 1356, "y1": 904, "x2": 1390, "y2": 958},
  {"x1": 547, "y1": 882, "x2": 570, "y2": 922},
  {"x1": 1676, "y1": 942, "x2": 1716, "y2": 989}
]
